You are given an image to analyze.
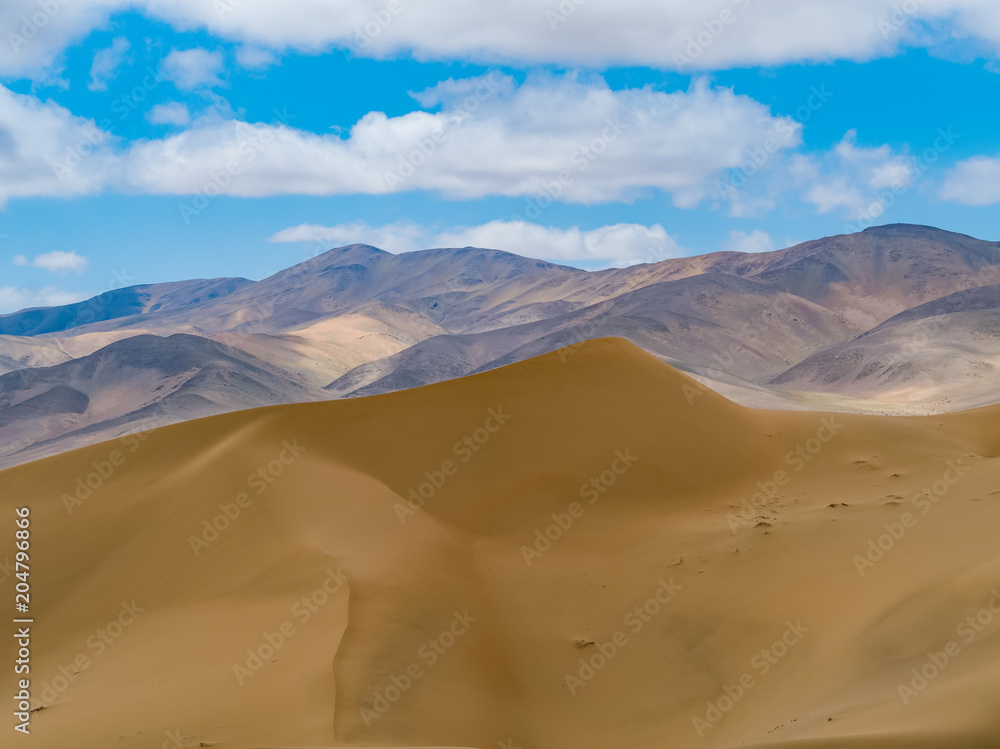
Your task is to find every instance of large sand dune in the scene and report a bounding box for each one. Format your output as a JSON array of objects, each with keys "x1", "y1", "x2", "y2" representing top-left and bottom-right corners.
[{"x1": 2, "y1": 338, "x2": 999, "y2": 748}]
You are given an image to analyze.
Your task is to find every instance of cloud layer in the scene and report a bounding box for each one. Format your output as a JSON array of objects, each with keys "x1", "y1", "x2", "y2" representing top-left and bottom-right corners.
[
  {"x1": 2, "y1": 74, "x2": 801, "y2": 208},
  {"x1": 940, "y1": 155, "x2": 1000, "y2": 205},
  {"x1": 270, "y1": 219, "x2": 684, "y2": 268},
  {"x1": 4, "y1": 0, "x2": 1000, "y2": 78}
]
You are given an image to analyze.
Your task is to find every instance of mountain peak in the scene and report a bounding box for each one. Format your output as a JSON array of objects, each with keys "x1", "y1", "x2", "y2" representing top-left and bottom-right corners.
[{"x1": 859, "y1": 223, "x2": 982, "y2": 240}]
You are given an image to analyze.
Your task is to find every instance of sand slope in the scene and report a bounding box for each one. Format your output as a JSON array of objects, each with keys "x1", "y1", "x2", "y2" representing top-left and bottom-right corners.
[{"x1": 1, "y1": 338, "x2": 999, "y2": 748}]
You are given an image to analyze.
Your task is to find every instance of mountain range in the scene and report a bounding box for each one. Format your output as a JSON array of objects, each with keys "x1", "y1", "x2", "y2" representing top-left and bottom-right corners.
[{"x1": 1, "y1": 223, "x2": 997, "y2": 467}]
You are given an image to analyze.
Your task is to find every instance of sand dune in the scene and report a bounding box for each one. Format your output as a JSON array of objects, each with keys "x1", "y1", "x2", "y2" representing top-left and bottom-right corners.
[{"x1": 2, "y1": 337, "x2": 998, "y2": 748}]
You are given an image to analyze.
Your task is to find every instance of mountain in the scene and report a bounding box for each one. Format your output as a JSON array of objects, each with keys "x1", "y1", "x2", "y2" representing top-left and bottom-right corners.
[
  {"x1": 5, "y1": 338, "x2": 999, "y2": 747},
  {"x1": 327, "y1": 271, "x2": 859, "y2": 398},
  {"x1": 1, "y1": 224, "x2": 999, "y2": 467},
  {"x1": 320, "y1": 225, "x2": 1000, "y2": 406},
  {"x1": 49, "y1": 244, "x2": 587, "y2": 337},
  {"x1": 0, "y1": 333, "x2": 327, "y2": 468},
  {"x1": 770, "y1": 283, "x2": 1000, "y2": 411},
  {"x1": 620, "y1": 223, "x2": 1000, "y2": 328},
  {"x1": 0, "y1": 277, "x2": 251, "y2": 337}
]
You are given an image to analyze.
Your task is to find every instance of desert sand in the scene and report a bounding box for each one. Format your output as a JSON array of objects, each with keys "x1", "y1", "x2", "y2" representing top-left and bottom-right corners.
[{"x1": 2, "y1": 337, "x2": 999, "y2": 748}]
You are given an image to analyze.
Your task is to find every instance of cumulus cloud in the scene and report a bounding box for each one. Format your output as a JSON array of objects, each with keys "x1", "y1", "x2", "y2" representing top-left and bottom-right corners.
[
  {"x1": 0, "y1": 286, "x2": 88, "y2": 314},
  {"x1": 88, "y1": 37, "x2": 131, "y2": 91},
  {"x1": 162, "y1": 48, "x2": 225, "y2": 90},
  {"x1": 4, "y1": 1, "x2": 1000, "y2": 80},
  {"x1": 235, "y1": 46, "x2": 277, "y2": 69},
  {"x1": 147, "y1": 101, "x2": 191, "y2": 126},
  {"x1": 125, "y1": 75, "x2": 800, "y2": 206},
  {"x1": 940, "y1": 154, "x2": 1000, "y2": 205},
  {"x1": 270, "y1": 220, "x2": 683, "y2": 267},
  {"x1": 0, "y1": 85, "x2": 121, "y2": 204},
  {"x1": 433, "y1": 221, "x2": 683, "y2": 266},
  {"x1": 0, "y1": 72, "x2": 960, "y2": 223},
  {"x1": 270, "y1": 221, "x2": 427, "y2": 253},
  {"x1": 0, "y1": 0, "x2": 125, "y2": 78},
  {"x1": 799, "y1": 130, "x2": 917, "y2": 220},
  {"x1": 723, "y1": 229, "x2": 776, "y2": 254},
  {"x1": 14, "y1": 250, "x2": 90, "y2": 274},
  {"x1": 134, "y1": 0, "x2": 1000, "y2": 70}
]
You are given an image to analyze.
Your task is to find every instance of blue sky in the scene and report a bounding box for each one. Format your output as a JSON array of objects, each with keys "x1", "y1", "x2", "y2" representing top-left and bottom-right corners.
[{"x1": 0, "y1": 1, "x2": 999, "y2": 312}]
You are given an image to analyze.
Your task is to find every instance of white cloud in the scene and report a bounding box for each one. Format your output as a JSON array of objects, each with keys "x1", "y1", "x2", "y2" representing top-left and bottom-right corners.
[
  {"x1": 799, "y1": 130, "x2": 916, "y2": 219},
  {"x1": 409, "y1": 74, "x2": 516, "y2": 108},
  {"x1": 0, "y1": 0, "x2": 125, "y2": 78},
  {"x1": 270, "y1": 221, "x2": 427, "y2": 253},
  {"x1": 20, "y1": 250, "x2": 90, "y2": 274},
  {"x1": 162, "y1": 48, "x2": 225, "y2": 90},
  {"x1": 134, "y1": 0, "x2": 1000, "y2": 70},
  {"x1": 5, "y1": 2, "x2": 1000, "y2": 80},
  {"x1": 434, "y1": 221, "x2": 682, "y2": 266},
  {"x1": 235, "y1": 46, "x2": 277, "y2": 69},
  {"x1": 0, "y1": 85, "x2": 120, "y2": 204},
  {"x1": 0, "y1": 286, "x2": 88, "y2": 314},
  {"x1": 0, "y1": 72, "x2": 960, "y2": 225},
  {"x1": 724, "y1": 229, "x2": 775, "y2": 254},
  {"x1": 270, "y1": 220, "x2": 683, "y2": 268},
  {"x1": 147, "y1": 101, "x2": 191, "y2": 127},
  {"x1": 940, "y1": 154, "x2": 1000, "y2": 206},
  {"x1": 125, "y1": 75, "x2": 800, "y2": 206},
  {"x1": 88, "y1": 37, "x2": 131, "y2": 91}
]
